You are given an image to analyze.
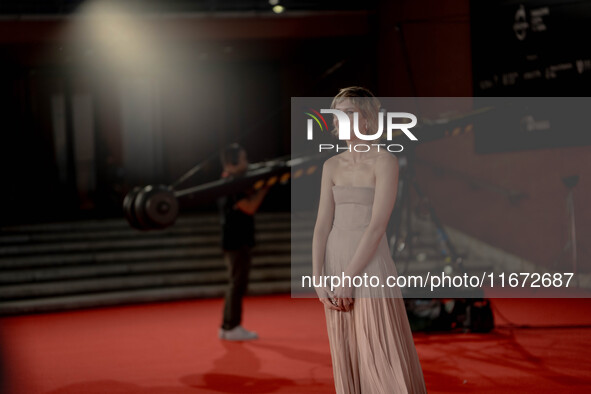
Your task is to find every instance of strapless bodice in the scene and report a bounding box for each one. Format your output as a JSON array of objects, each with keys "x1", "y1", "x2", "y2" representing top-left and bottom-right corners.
[
  {"x1": 332, "y1": 185, "x2": 375, "y2": 230},
  {"x1": 326, "y1": 184, "x2": 401, "y2": 298}
]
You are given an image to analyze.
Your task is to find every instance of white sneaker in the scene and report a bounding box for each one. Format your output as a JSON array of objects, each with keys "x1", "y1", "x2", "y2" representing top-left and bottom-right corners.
[{"x1": 219, "y1": 325, "x2": 259, "y2": 341}]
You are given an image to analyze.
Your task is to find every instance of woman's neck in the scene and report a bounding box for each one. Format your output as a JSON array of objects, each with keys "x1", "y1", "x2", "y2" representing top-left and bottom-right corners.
[{"x1": 344, "y1": 140, "x2": 380, "y2": 163}]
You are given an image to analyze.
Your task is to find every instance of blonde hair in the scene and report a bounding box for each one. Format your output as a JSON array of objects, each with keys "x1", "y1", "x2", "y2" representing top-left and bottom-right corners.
[{"x1": 329, "y1": 86, "x2": 382, "y2": 140}]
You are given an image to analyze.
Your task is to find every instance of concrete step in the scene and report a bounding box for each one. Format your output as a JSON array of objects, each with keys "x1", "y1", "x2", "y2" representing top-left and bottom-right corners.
[
  {"x1": 0, "y1": 280, "x2": 293, "y2": 316},
  {"x1": 0, "y1": 253, "x2": 311, "y2": 284},
  {"x1": 0, "y1": 211, "x2": 292, "y2": 233},
  {"x1": 0, "y1": 230, "x2": 305, "y2": 257},
  {"x1": 0, "y1": 240, "x2": 301, "y2": 270},
  {"x1": 0, "y1": 219, "x2": 305, "y2": 246},
  {"x1": 0, "y1": 265, "x2": 294, "y2": 301},
  {"x1": 0, "y1": 211, "x2": 308, "y2": 315}
]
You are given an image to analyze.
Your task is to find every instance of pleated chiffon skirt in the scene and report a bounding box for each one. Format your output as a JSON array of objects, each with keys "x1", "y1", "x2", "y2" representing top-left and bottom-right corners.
[{"x1": 323, "y1": 185, "x2": 428, "y2": 393}]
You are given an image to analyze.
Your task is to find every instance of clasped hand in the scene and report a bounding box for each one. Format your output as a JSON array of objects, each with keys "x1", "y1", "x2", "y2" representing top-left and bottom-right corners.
[{"x1": 317, "y1": 284, "x2": 354, "y2": 312}]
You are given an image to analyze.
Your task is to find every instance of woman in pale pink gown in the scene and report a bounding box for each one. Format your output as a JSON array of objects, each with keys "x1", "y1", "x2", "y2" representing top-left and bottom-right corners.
[{"x1": 312, "y1": 87, "x2": 427, "y2": 393}]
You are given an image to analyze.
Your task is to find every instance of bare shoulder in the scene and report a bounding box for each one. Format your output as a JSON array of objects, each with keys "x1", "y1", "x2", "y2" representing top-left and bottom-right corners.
[
  {"x1": 375, "y1": 151, "x2": 398, "y2": 169},
  {"x1": 322, "y1": 155, "x2": 338, "y2": 178},
  {"x1": 323, "y1": 155, "x2": 339, "y2": 170},
  {"x1": 373, "y1": 153, "x2": 399, "y2": 188}
]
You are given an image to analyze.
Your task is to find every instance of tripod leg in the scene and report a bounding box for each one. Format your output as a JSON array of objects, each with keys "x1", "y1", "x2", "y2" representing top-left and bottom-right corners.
[
  {"x1": 387, "y1": 175, "x2": 404, "y2": 256},
  {"x1": 402, "y1": 178, "x2": 414, "y2": 275},
  {"x1": 567, "y1": 190, "x2": 579, "y2": 286},
  {"x1": 390, "y1": 163, "x2": 413, "y2": 275}
]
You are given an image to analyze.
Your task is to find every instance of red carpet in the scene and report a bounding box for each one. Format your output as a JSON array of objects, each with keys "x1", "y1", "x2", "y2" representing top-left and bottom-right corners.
[{"x1": 1, "y1": 295, "x2": 591, "y2": 393}]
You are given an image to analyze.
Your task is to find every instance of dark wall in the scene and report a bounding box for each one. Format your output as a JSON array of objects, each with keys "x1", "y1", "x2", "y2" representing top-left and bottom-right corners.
[
  {"x1": 377, "y1": 0, "x2": 591, "y2": 272},
  {"x1": 0, "y1": 12, "x2": 377, "y2": 224}
]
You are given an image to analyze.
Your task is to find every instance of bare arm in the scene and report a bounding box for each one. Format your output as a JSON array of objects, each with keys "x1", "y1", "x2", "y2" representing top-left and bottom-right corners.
[
  {"x1": 234, "y1": 186, "x2": 271, "y2": 215},
  {"x1": 342, "y1": 154, "x2": 399, "y2": 280},
  {"x1": 312, "y1": 159, "x2": 336, "y2": 295}
]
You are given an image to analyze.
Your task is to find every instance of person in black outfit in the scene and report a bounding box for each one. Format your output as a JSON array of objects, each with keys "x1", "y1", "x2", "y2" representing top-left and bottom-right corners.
[{"x1": 217, "y1": 143, "x2": 270, "y2": 341}]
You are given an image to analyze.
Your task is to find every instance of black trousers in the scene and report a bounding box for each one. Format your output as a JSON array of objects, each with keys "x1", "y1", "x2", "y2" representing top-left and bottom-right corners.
[{"x1": 221, "y1": 244, "x2": 252, "y2": 330}]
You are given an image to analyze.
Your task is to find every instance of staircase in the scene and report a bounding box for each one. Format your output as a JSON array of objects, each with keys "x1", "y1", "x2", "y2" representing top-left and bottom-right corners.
[
  {"x1": 0, "y1": 209, "x2": 503, "y2": 315},
  {"x1": 0, "y1": 212, "x2": 306, "y2": 315}
]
